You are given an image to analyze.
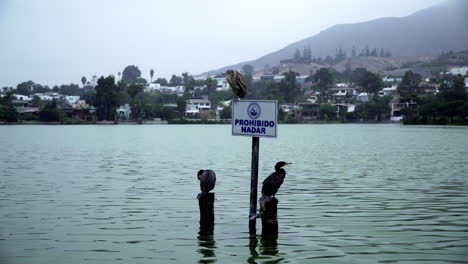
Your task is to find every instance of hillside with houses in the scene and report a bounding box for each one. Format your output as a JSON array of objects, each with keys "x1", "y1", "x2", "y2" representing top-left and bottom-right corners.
[{"x1": 1, "y1": 56, "x2": 467, "y2": 125}]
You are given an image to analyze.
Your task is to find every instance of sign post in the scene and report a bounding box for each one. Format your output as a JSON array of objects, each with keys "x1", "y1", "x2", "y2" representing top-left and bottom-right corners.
[{"x1": 232, "y1": 100, "x2": 278, "y2": 234}]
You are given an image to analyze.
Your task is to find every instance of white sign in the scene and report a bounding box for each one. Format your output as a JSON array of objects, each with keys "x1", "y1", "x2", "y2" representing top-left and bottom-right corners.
[{"x1": 232, "y1": 100, "x2": 278, "y2": 138}]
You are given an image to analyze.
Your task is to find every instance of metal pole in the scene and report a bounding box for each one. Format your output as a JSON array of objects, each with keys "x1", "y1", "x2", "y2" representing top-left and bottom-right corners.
[{"x1": 249, "y1": 136, "x2": 260, "y2": 234}]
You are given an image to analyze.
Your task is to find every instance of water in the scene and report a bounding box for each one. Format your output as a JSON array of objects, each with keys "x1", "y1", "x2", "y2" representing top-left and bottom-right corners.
[{"x1": 1, "y1": 124, "x2": 467, "y2": 264}]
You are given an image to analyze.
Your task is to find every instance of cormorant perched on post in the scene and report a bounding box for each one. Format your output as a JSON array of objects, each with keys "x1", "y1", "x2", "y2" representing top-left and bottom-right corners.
[
  {"x1": 197, "y1": 169, "x2": 216, "y2": 199},
  {"x1": 261, "y1": 161, "x2": 291, "y2": 197},
  {"x1": 225, "y1": 70, "x2": 247, "y2": 99}
]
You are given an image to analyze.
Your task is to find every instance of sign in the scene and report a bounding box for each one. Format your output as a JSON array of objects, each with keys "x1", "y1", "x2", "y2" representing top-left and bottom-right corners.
[{"x1": 232, "y1": 100, "x2": 278, "y2": 138}]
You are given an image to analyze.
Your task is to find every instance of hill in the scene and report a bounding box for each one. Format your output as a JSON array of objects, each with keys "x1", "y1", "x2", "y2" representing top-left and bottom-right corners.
[{"x1": 199, "y1": 0, "x2": 468, "y2": 76}]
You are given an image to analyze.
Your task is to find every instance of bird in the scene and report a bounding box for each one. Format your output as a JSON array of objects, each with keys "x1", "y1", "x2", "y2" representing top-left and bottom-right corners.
[
  {"x1": 225, "y1": 70, "x2": 247, "y2": 99},
  {"x1": 197, "y1": 169, "x2": 216, "y2": 199},
  {"x1": 261, "y1": 161, "x2": 291, "y2": 197}
]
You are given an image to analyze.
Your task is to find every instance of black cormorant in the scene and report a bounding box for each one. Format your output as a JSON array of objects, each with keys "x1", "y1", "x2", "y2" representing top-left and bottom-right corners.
[
  {"x1": 261, "y1": 161, "x2": 291, "y2": 197},
  {"x1": 225, "y1": 70, "x2": 247, "y2": 99},
  {"x1": 197, "y1": 169, "x2": 216, "y2": 199}
]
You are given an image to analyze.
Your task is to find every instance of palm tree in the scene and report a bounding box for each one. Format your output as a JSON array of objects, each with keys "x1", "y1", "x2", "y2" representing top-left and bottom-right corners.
[
  {"x1": 81, "y1": 76, "x2": 87, "y2": 88},
  {"x1": 150, "y1": 69, "x2": 154, "y2": 83}
]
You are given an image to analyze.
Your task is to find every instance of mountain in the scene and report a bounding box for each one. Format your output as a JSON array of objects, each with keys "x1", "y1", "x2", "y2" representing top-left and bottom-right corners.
[{"x1": 199, "y1": 0, "x2": 468, "y2": 76}]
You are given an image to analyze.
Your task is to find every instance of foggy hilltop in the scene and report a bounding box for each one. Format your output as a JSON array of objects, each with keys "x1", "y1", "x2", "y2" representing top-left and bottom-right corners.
[{"x1": 200, "y1": 0, "x2": 468, "y2": 76}]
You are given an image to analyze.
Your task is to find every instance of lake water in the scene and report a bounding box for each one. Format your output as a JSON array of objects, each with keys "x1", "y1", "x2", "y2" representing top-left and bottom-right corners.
[{"x1": 1, "y1": 124, "x2": 467, "y2": 264}]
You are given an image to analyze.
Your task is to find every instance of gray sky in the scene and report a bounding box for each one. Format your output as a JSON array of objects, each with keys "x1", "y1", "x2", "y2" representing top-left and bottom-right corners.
[{"x1": 0, "y1": 0, "x2": 442, "y2": 87}]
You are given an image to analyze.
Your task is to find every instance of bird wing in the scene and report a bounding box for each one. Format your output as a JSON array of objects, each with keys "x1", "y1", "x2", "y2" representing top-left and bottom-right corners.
[
  {"x1": 262, "y1": 172, "x2": 284, "y2": 195},
  {"x1": 234, "y1": 72, "x2": 247, "y2": 98},
  {"x1": 200, "y1": 169, "x2": 216, "y2": 193}
]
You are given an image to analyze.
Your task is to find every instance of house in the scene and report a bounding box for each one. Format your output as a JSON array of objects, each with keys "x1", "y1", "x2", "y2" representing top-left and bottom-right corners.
[
  {"x1": 212, "y1": 75, "x2": 230, "y2": 91},
  {"x1": 64, "y1": 100, "x2": 96, "y2": 121},
  {"x1": 357, "y1": 92, "x2": 369, "y2": 102},
  {"x1": 379, "y1": 85, "x2": 398, "y2": 97},
  {"x1": 116, "y1": 104, "x2": 132, "y2": 120},
  {"x1": 280, "y1": 104, "x2": 299, "y2": 113},
  {"x1": 65, "y1": 96, "x2": 80, "y2": 105},
  {"x1": 146, "y1": 83, "x2": 161, "y2": 92},
  {"x1": 12, "y1": 99, "x2": 30, "y2": 108},
  {"x1": 297, "y1": 102, "x2": 320, "y2": 121},
  {"x1": 185, "y1": 98, "x2": 211, "y2": 118},
  {"x1": 13, "y1": 94, "x2": 31, "y2": 101},
  {"x1": 389, "y1": 101, "x2": 417, "y2": 122},
  {"x1": 417, "y1": 82, "x2": 437, "y2": 96},
  {"x1": 449, "y1": 66, "x2": 468, "y2": 76},
  {"x1": 330, "y1": 87, "x2": 357, "y2": 97},
  {"x1": 333, "y1": 104, "x2": 355, "y2": 118}
]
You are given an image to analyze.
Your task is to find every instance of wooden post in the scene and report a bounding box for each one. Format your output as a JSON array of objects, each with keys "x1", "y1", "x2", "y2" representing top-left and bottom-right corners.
[
  {"x1": 198, "y1": 193, "x2": 215, "y2": 232},
  {"x1": 249, "y1": 136, "x2": 260, "y2": 234},
  {"x1": 260, "y1": 195, "x2": 278, "y2": 237}
]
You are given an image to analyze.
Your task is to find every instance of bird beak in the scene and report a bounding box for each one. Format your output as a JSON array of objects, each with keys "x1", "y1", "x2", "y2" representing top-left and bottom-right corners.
[{"x1": 284, "y1": 162, "x2": 292, "y2": 166}]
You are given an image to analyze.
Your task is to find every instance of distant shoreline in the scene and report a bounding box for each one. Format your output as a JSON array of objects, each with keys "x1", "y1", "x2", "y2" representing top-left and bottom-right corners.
[{"x1": 1, "y1": 120, "x2": 466, "y2": 126}]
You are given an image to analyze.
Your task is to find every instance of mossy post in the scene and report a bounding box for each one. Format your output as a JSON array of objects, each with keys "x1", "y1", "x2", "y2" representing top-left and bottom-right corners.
[
  {"x1": 198, "y1": 193, "x2": 215, "y2": 231},
  {"x1": 260, "y1": 195, "x2": 278, "y2": 237}
]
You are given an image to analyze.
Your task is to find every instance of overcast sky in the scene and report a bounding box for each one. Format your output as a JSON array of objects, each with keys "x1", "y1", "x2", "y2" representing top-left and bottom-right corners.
[{"x1": 0, "y1": 0, "x2": 443, "y2": 87}]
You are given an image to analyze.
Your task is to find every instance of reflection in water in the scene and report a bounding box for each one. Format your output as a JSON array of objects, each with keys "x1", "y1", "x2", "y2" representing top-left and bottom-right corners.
[
  {"x1": 247, "y1": 235, "x2": 259, "y2": 264},
  {"x1": 197, "y1": 227, "x2": 216, "y2": 264},
  {"x1": 247, "y1": 234, "x2": 282, "y2": 264}
]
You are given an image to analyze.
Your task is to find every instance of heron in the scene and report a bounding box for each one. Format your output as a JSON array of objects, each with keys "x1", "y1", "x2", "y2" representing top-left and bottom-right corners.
[
  {"x1": 261, "y1": 161, "x2": 291, "y2": 197},
  {"x1": 225, "y1": 70, "x2": 247, "y2": 99},
  {"x1": 197, "y1": 169, "x2": 216, "y2": 199}
]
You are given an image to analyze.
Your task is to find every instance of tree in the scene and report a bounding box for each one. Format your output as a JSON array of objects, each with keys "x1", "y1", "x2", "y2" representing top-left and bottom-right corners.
[
  {"x1": 398, "y1": 71, "x2": 421, "y2": 101},
  {"x1": 294, "y1": 48, "x2": 301, "y2": 62},
  {"x1": 205, "y1": 77, "x2": 218, "y2": 93},
  {"x1": 127, "y1": 83, "x2": 144, "y2": 99},
  {"x1": 31, "y1": 95, "x2": 42, "y2": 107},
  {"x1": 312, "y1": 68, "x2": 333, "y2": 102},
  {"x1": 16, "y1": 81, "x2": 34, "y2": 95},
  {"x1": 176, "y1": 96, "x2": 186, "y2": 117},
  {"x1": 150, "y1": 69, "x2": 154, "y2": 83},
  {"x1": 94, "y1": 76, "x2": 120, "y2": 121},
  {"x1": 122, "y1": 65, "x2": 141, "y2": 84},
  {"x1": 155, "y1": 78, "x2": 168, "y2": 86},
  {"x1": 358, "y1": 72, "x2": 383, "y2": 95},
  {"x1": 169, "y1": 75, "x2": 183, "y2": 86},
  {"x1": 220, "y1": 106, "x2": 232, "y2": 119},
  {"x1": 242, "y1": 64, "x2": 254, "y2": 75},
  {"x1": 81, "y1": 76, "x2": 87, "y2": 88},
  {"x1": 279, "y1": 71, "x2": 300, "y2": 102},
  {"x1": 0, "y1": 92, "x2": 19, "y2": 122},
  {"x1": 303, "y1": 46, "x2": 312, "y2": 63},
  {"x1": 334, "y1": 47, "x2": 347, "y2": 63},
  {"x1": 58, "y1": 83, "x2": 81, "y2": 96},
  {"x1": 320, "y1": 104, "x2": 336, "y2": 120},
  {"x1": 385, "y1": 49, "x2": 392, "y2": 57},
  {"x1": 39, "y1": 99, "x2": 61, "y2": 122}
]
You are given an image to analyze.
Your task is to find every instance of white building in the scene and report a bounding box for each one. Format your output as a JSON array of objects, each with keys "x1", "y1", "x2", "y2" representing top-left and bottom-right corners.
[
  {"x1": 357, "y1": 92, "x2": 369, "y2": 102},
  {"x1": 65, "y1": 96, "x2": 80, "y2": 105},
  {"x1": 146, "y1": 83, "x2": 161, "y2": 92},
  {"x1": 212, "y1": 75, "x2": 230, "y2": 91},
  {"x1": 185, "y1": 98, "x2": 211, "y2": 117},
  {"x1": 449, "y1": 66, "x2": 468, "y2": 76},
  {"x1": 378, "y1": 85, "x2": 398, "y2": 96},
  {"x1": 116, "y1": 104, "x2": 131, "y2": 120},
  {"x1": 13, "y1": 94, "x2": 31, "y2": 101},
  {"x1": 280, "y1": 104, "x2": 299, "y2": 113}
]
